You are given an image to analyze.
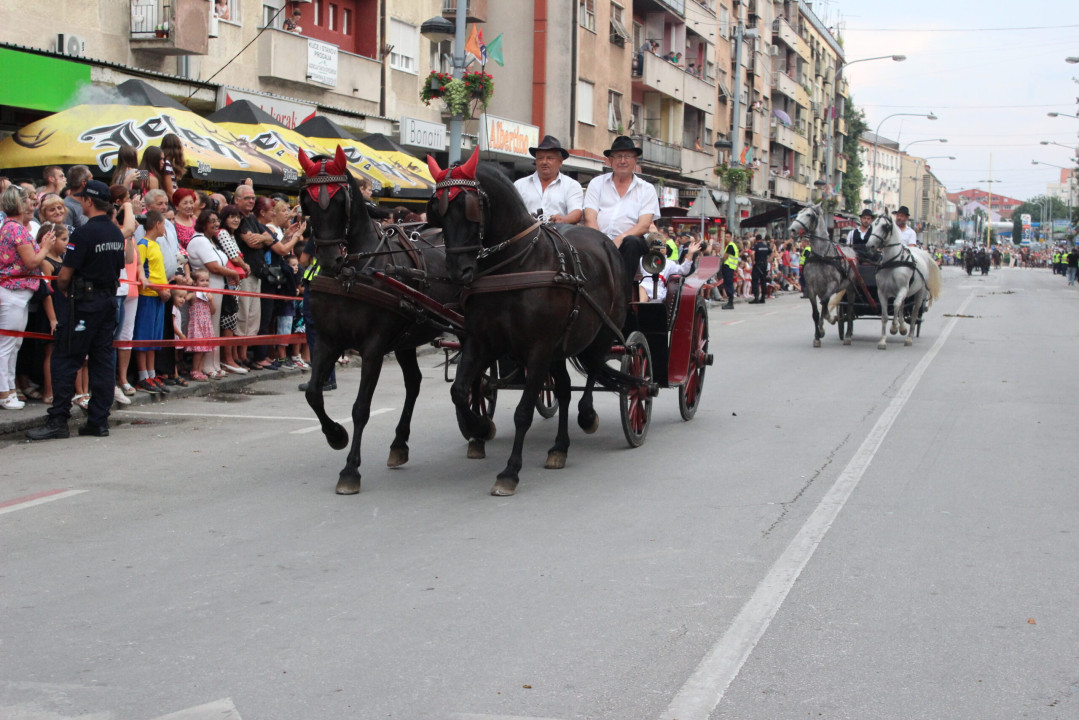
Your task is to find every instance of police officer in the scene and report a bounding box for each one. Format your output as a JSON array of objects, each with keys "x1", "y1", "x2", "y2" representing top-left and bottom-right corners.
[
  {"x1": 747, "y1": 234, "x2": 772, "y2": 304},
  {"x1": 27, "y1": 180, "x2": 125, "y2": 440},
  {"x1": 720, "y1": 230, "x2": 739, "y2": 309}
]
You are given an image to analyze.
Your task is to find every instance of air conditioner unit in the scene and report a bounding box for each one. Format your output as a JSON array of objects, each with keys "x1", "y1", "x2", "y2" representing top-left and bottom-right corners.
[
  {"x1": 769, "y1": 44, "x2": 780, "y2": 56},
  {"x1": 57, "y1": 33, "x2": 86, "y2": 58}
]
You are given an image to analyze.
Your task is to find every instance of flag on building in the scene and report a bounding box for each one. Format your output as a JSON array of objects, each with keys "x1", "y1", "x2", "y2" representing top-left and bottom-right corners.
[
  {"x1": 465, "y1": 25, "x2": 487, "y2": 66},
  {"x1": 486, "y1": 33, "x2": 504, "y2": 66}
]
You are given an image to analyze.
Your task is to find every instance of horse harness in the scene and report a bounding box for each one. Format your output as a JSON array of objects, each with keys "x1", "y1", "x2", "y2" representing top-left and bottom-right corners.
[
  {"x1": 869, "y1": 222, "x2": 930, "y2": 290},
  {"x1": 794, "y1": 209, "x2": 879, "y2": 311}
]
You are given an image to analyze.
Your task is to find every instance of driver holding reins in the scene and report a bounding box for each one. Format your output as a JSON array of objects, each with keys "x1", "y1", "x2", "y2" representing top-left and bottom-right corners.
[{"x1": 513, "y1": 135, "x2": 583, "y2": 225}]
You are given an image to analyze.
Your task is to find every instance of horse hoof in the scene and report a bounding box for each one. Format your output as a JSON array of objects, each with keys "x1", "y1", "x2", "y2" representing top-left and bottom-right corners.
[
  {"x1": 877, "y1": 343, "x2": 887, "y2": 350},
  {"x1": 467, "y1": 439, "x2": 486, "y2": 459},
  {"x1": 904, "y1": 338, "x2": 913, "y2": 347},
  {"x1": 483, "y1": 420, "x2": 497, "y2": 442},
  {"x1": 490, "y1": 477, "x2": 518, "y2": 496},
  {"x1": 326, "y1": 424, "x2": 349, "y2": 451},
  {"x1": 545, "y1": 450, "x2": 567, "y2": 469},
  {"x1": 843, "y1": 338, "x2": 852, "y2": 346},
  {"x1": 813, "y1": 339, "x2": 821, "y2": 348},
  {"x1": 889, "y1": 326, "x2": 899, "y2": 335},
  {"x1": 578, "y1": 414, "x2": 599, "y2": 434},
  {"x1": 386, "y1": 447, "x2": 409, "y2": 468},
  {"x1": 335, "y1": 474, "x2": 361, "y2": 495}
]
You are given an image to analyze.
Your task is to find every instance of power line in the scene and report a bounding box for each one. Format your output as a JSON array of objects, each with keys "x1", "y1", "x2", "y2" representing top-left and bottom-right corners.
[
  {"x1": 844, "y1": 23, "x2": 1079, "y2": 32},
  {"x1": 183, "y1": 6, "x2": 288, "y2": 106}
]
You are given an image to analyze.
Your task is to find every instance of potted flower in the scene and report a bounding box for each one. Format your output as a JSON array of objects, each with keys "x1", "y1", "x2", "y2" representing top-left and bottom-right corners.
[
  {"x1": 420, "y1": 71, "x2": 453, "y2": 105},
  {"x1": 714, "y1": 163, "x2": 753, "y2": 192}
]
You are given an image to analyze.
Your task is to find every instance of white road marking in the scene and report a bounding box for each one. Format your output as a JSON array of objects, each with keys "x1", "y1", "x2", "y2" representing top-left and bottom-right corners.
[
  {"x1": 150, "y1": 698, "x2": 242, "y2": 720},
  {"x1": 290, "y1": 407, "x2": 394, "y2": 434},
  {"x1": 451, "y1": 715, "x2": 568, "y2": 720},
  {"x1": 0, "y1": 489, "x2": 87, "y2": 516},
  {"x1": 659, "y1": 291, "x2": 975, "y2": 720}
]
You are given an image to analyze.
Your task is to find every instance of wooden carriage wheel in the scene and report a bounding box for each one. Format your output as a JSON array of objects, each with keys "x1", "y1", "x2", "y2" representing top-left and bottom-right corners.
[
  {"x1": 619, "y1": 331, "x2": 653, "y2": 448},
  {"x1": 678, "y1": 300, "x2": 710, "y2": 421}
]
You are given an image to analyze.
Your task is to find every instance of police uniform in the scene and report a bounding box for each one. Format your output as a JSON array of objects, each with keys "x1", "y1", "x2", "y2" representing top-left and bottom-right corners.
[
  {"x1": 749, "y1": 238, "x2": 771, "y2": 303},
  {"x1": 720, "y1": 237, "x2": 739, "y2": 309},
  {"x1": 38, "y1": 208, "x2": 124, "y2": 435}
]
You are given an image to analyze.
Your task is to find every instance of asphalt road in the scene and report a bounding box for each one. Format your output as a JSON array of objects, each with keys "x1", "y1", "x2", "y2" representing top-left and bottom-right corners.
[{"x1": 2, "y1": 265, "x2": 1076, "y2": 720}]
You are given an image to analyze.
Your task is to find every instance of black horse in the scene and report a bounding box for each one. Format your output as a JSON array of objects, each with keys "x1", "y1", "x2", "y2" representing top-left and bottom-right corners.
[
  {"x1": 426, "y1": 149, "x2": 647, "y2": 496},
  {"x1": 298, "y1": 147, "x2": 460, "y2": 494}
]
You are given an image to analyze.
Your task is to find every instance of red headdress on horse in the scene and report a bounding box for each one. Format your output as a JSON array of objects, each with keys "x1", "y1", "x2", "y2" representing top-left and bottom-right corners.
[
  {"x1": 427, "y1": 147, "x2": 480, "y2": 205},
  {"x1": 299, "y1": 145, "x2": 349, "y2": 208}
]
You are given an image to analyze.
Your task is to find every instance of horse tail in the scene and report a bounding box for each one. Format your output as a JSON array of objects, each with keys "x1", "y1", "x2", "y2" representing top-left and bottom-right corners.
[{"x1": 925, "y1": 254, "x2": 942, "y2": 305}]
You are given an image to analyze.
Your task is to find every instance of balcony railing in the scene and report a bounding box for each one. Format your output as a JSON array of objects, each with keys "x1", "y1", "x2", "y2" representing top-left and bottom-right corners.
[
  {"x1": 640, "y1": 136, "x2": 681, "y2": 168},
  {"x1": 770, "y1": 123, "x2": 797, "y2": 150},
  {"x1": 130, "y1": 0, "x2": 209, "y2": 55},
  {"x1": 441, "y1": 0, "x2": 487, "y2": 23},
  {"x1": 772, "y1": 71, "x2": 798, "y2": 100}
]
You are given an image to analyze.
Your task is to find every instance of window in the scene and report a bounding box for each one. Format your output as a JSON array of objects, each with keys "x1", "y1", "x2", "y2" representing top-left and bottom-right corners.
[
  {"x1": 314, "y1": 0, "x2": 321, "y2": 26},
  {"x1": 263, "y1": 1, "x2": 285, "y2": 28},
  {"x1": 342, "y1": 8, "x2": 351, "y2": 35},
  {"x1": 390, "y1": 18, "x2": 419, "y2": 74},
  {"x1": 329, "y1": 3, "x2": 337, "y2": 32},
  {"x1": 216, "y1": 0, "x2": 240, "y2": 24},
  {"x1": 578, "y1": 80, "x2": 595, "y2": 125},
  {"x1": 608, "y1": 90, "x2": 623, "y2": 132},
  {"x1": 430, "y1": 39, "x2": 452, "y2": 74},
  {"x1": 579, "y1": 0, "x2": 596, "y2": 32},
  {"x1": 719, "y1": 6, "x2": 729, "y2": 39},
  {"x1": 610, "y1": 3, "x2": 630, "y2": 46}
]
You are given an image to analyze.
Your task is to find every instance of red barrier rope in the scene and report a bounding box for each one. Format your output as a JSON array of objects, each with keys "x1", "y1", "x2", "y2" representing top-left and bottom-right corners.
[
  {"x1": 2, "y1": 274, "x2": 301, "y2": 301},
  {"x1": 0, "y1": 328, "x2": 305, "y2": 348}
]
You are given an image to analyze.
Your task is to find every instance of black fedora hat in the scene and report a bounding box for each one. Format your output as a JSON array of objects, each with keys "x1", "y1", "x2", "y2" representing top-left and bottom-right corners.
[
  {"x1": 529, "y1": 134, "x2": 569, "y2": 159},
  {"x1": 603, "y1": 135, "x2": 643, "y2": 157},
  {"x1": 859, "y1": 208, "x2": 874, "y2": 218},
  {"x1": 894, "y1": 205, "x2": 911, "y2": 216}
]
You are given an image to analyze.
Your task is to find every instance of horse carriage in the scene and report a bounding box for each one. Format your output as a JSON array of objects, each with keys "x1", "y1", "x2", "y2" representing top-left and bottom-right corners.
[
  {"x1": 791, "y1": 205, "x2": 940, "y2": 350},
  {"x1": 296, "y1": 146, "x2": 714, "y2": 497}
]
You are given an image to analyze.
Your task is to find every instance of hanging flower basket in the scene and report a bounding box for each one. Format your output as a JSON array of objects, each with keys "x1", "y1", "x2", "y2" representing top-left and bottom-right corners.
[
  {"x1": 714, "y1": 163, "x2": 753, "y2": 193},
  {"x1": 461, "y1": 71, "x2": 494, "y2": 107},
  {"x1": 420, "y1": 71, "x2": 453, "y2": 105}
]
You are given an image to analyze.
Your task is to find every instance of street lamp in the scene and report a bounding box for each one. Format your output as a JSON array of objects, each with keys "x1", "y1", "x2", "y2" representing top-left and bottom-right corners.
[
  {"x1": 902, "y1": 138, "x2": 947, "y2": 153},
  {"x1": 978, "y1": 177, "x2": 1001, "y2": 248},
  {"x1": 420, "y1": 6, "x2": 467, "y2": 164},
  {"x1": 871, "y1": 111, "x2": 937, "y2": 212},
  {"x1": 823, "y1": 54, "x2": 906, "y2": 223},
  {"x1": 1047, "y1": 111, "x2": 1079, "y2": 119},
  {"x1": 724, "y1": 20, "x2": 759, "y2": 235},
  {"x1": 1067, "y1": 57, "x2": 1079, "y2": 64},
  {"x1": 1041, "y1": 140, "x2": 1078, "y2": 151}
]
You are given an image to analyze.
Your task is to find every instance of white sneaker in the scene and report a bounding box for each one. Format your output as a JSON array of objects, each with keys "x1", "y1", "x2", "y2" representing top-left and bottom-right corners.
[
  {"x1": 114, "y1": 386, "x2": 132, "y2": 405},
  {"x1": 291, "y1": 356, "x2": 310, "y2": 369},
  {"x1": 1, "y1": 394, "x2": 25, "y2": 410}
]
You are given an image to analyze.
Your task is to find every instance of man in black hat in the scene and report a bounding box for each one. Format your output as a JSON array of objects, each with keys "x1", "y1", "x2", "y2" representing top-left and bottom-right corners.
[
  {"x1": 894, "y1": 206, "x2": 918, "y2": 247},
  {"x1": 27, "y1": 180, "x2": 125, "y2": 440},
  {"x1": 583, "y1": 135, "x2": 659, "y2": 248},
  {"x1": 513, "y1": 135, "x2": 583, "y2": 224},
  {"x1": 847, "y1": 208, "x2": 874, "y2": 247}
]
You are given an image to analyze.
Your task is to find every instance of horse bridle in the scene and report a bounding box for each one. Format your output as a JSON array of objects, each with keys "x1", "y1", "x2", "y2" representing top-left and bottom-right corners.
[
  {"x1": 432, "y1": 177, "x2": 489, "y2": 254},
  {"x1": 302, "y1": 160, "x2": 353, "y2": 248}
]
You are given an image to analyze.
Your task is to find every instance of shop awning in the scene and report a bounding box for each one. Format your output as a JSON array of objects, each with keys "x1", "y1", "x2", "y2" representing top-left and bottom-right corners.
[{"x1": 740, "y1": 200, "x2": 805, "y2": 228}]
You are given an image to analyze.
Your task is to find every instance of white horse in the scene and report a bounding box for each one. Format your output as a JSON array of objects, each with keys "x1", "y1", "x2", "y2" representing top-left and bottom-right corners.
[
  {"x1": 789, "y1": 204, "x2": 858, "y2": 347},
  {"x1": 864, "y1": 215, "x2": 942, "y2": 350}
]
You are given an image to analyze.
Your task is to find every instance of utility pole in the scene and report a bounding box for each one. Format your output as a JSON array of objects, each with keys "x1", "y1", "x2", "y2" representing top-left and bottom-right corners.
[{"x1": 725, "y1": 18, "x2": 758, "y2": 237}]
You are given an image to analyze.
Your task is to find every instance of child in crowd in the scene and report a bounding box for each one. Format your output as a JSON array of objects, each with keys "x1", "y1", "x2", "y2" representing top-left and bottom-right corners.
[
  {"x1": 133, "y1": 210, "x2": 172, "y2": 394},
  {"x1": 186, "y1": 269, "x2": 217, "y2": 381},
  {"x1": 284, "y1": 255, "x2": 308, "y2": 368},
  {"x1": 271, "y1": 254, "x2": 300, "y2": 368}
]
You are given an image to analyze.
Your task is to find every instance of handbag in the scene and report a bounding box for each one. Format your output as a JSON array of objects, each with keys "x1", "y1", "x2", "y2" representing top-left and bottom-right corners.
[{"x1": 261, "y1": 264, "x2": 287, "y2": 287}]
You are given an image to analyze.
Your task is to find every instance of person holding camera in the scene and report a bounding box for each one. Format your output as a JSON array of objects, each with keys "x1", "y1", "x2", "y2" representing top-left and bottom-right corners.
[
  {"x1": 27, "y1": 180, "x2": 125, "y2": 440},
  {"x1": 638, "y1": 233, "x2": 701, "y2": 302}
]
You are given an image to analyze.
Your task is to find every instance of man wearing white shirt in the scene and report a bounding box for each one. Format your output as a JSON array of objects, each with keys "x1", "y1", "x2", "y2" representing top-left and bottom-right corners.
[
  {"x1": 513, "y1": 135, "x2": 584, "y2": 224},
  {"x1": 583, "y1": 135, "x2": 660, "y2": 248},
  {"x1": 894, "y1": 205, "x2": 918, "y2": 247}
]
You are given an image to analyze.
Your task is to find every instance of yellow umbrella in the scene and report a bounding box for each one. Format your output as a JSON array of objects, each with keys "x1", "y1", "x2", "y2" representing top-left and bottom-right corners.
[
  {"x1": 0, "y1": 82, "x2": 292, "y2": 187},
  {"x1": 209, "y1": 101, "x2": 391, "y2": 192},
  {"x1": 295, "y1": 117, "x2": 435, "y2": 199}
]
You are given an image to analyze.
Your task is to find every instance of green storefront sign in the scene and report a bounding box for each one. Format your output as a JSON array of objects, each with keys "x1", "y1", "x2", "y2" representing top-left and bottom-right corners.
[{"x1": 0, "y1": 48, "x2": 91, "y2": 112}]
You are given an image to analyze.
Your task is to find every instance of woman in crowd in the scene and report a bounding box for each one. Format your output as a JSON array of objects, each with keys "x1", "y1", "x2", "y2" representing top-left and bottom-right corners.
[
  {"x1": 37, "y1": 193, "x2": 72, "y2": 235},
  {"x1": 109, "y1": 186, "x2": 143, "y2": 402},
  {"x1": 161, "y1": 133, "x2": 185, "y2": 197},
  {"x1": 0, "y1": 186, "x2": 55, "y2": 410},
  {"x1": 214, "y1": 204, "x2": 250, "y2": 374},
  {"x1": 250, "y1": 197, "x2": 302, "y2": 370},
  {"x1": 172, "y1": 188, "x2": 198, "y2": 252},
  {"x1": 112, "y1": 145, "x2": 141, "y2": 190},
  {"x1": 186, "y1": 209, "x2": 240, "y2": 379},
  {"x1": 138, "y1": 145, "x2": 168, "y2": 196}
]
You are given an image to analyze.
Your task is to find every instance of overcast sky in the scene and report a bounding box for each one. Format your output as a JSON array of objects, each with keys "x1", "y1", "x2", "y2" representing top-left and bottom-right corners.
[{"x1": 820, "y1": 0, "x2": 1079, "y2": 202}]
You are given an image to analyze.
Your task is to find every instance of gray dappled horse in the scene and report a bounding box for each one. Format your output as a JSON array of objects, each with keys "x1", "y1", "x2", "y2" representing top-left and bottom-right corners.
[
  {"x1": 789, "y1": 204, "x2": 859, "y2": 347},
  {"x1": 864, "y1": 215, "x2": 941, "y2": 350}
]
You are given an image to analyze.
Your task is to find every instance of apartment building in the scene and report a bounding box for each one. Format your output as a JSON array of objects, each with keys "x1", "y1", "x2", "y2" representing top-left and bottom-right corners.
[
  {"x1": 900, "y1": 153, "x2": 948, "y2": 245},
  {"x1": 859, "y1": 131, "x2": 901, "y2": 212}
]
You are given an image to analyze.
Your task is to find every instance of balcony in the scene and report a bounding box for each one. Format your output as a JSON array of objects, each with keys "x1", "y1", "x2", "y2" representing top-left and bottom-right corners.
[
  {"x1": 837, "y1": 77, "x2": 850, "y2": 98},
  {"x1": 640, "y1": 136, "x2": 680, "y2": 168},
  {"x1": 771, "y1": 175, "x2": 797, "y2": 200},
  {"x1": 130, "y1": 0, "x2": 209, "y2": 56},
  {"x1": 794, "y1": 37, "x2": 811, "y2": 63},
  {"x1": 835, "y1": 116, "x2": 847, "y2": 135},
  {"x1": 792, "y1": 131, "x2": 809, "y2": 156},
  {"x1": 442, "y1": 0, "x2": 487, "y2": 23},
  {"x1": 836, "y1": 154, "x2": 848, "y2": 173},
  {"x1": 771, "y1": 71, "x2": 798, "y2": 100},
  {"x1": 258, "y1": 29, "x2": 380, "y2": 106},
  {"x1": 636, "y1": 53, "x2": 715, "y2": 113},
  {"x1": 770, "y1": 122, "x2": 797, "y2": 150},
  {"x1": 680, "y1": 146, "x2": 715, "y2": 183},
  {"x1": 772, "y1": 17, "x2": 798, "y2": 49},
  {"x1": 794, "y1": 83, "x2": 810, "y2": 109}
]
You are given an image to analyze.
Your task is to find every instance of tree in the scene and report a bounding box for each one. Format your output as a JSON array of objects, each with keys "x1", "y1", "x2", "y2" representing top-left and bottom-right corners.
[
  {"x1": 840, "y1": 102, "x2": 868, "y2": 213},
  {"x1": 948, "y1": 220, "x2": 963, "y2": 242}
]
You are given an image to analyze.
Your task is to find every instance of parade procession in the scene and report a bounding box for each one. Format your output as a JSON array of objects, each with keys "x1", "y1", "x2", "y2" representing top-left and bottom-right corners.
[{"x1": 2, "y1": 2, "x2": 1078, "y2": 719}]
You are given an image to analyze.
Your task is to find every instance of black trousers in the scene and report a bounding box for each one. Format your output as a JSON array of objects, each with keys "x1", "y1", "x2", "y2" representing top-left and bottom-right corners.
[
  {"x1": 721, "y1": 265, "x2": 735, "y2": 300},
  {"x1": 302, "y1": 285, "x2": 335, "y2": 383},
  {"x1": 751, "y1": 263, "x2": 768, "y2": 299},
  {"x1": 49, "y1": 295, "x2": 117, "y2": 428},
  {"x1": 253, "y1": 296, "x2": 276, "y2": 362},
  {"x1": 155, "y1": 295, "x2": 176, "y2": 377}
]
